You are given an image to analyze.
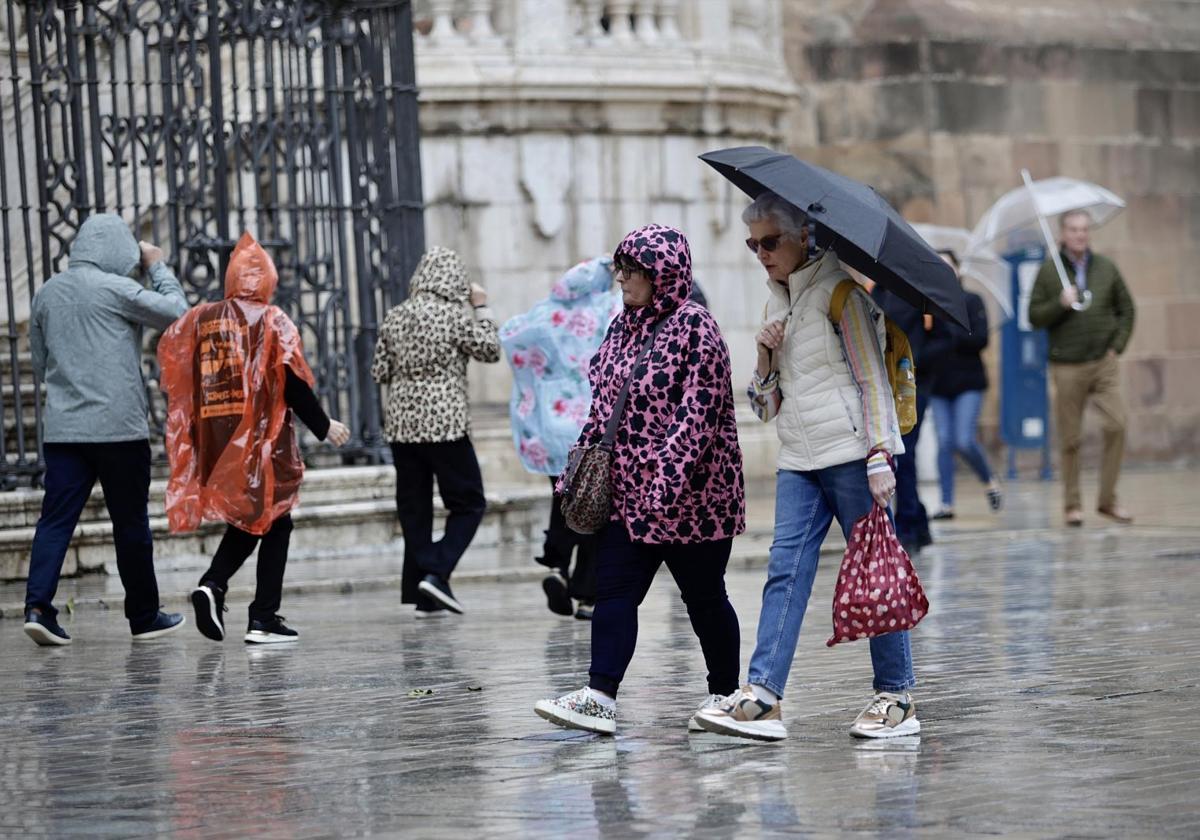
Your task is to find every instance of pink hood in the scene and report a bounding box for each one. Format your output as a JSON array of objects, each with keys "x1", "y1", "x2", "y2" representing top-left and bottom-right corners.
[{"x1": 560, "y1": 225, "x2": 745, "y2": 544}]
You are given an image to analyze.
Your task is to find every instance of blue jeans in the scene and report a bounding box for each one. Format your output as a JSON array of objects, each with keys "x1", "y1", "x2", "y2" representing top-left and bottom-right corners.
[
  {"x1": 748, "y1": 461, "x2": 916, "y2": 698},
  {"x1": 931, "y1": 390, "x2": 993, "y2": 508}
]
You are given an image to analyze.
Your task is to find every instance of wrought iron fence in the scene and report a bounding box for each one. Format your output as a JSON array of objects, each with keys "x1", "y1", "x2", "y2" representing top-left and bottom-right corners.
[{"x1": 0, "y1": 0, "x2": 424, "y2": 488}]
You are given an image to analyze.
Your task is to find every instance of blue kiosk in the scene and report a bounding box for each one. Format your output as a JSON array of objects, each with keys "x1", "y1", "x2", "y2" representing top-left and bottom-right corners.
[{"x1": 999, "y1": 244, "x2": 1054, "y2": 480}]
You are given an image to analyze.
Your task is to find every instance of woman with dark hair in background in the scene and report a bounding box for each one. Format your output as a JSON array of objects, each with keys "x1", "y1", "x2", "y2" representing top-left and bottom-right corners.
[{"x1": 926, "y1": 250, "x2": 1002, "y2": 520}]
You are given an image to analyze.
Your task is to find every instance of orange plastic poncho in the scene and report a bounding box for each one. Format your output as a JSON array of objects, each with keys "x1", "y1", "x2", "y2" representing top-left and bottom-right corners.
[{"x1": 158, "y1": 233, "x2": 315, "y2": 536}]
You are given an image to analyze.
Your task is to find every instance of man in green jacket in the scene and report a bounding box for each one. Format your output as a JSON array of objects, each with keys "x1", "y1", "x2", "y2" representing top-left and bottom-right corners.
[{"x1": 1028, "y1": 210, "x2": 1136, "y2": 527}]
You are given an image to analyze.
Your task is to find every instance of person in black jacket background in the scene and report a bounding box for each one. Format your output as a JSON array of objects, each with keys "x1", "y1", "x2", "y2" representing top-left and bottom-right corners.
[
  {"x1": 871, "y1": 285, "x2": 933, "y2": 556},
  {"x1": 926, "y1": 252, "x2": 1002, "y2": 520}
]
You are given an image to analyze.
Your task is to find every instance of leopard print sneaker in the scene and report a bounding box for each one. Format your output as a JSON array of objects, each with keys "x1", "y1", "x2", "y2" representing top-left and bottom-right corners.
[{"x1": 534, "y1": 687, "x2": 617, "y2": 735}]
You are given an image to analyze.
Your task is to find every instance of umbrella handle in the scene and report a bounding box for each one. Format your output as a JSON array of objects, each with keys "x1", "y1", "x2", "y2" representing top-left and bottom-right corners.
[{"x1": 1021, "y1": 169, "x2": 1093, "y2": 312}]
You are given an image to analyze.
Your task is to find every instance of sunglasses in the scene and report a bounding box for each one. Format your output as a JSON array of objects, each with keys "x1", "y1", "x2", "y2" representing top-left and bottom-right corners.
[
  {"x1": 745, "y1": 234, "x2": 784, "y2": 254},
  {"x1": 615, "y1": 257, "x2": 653, "y2": 278}
]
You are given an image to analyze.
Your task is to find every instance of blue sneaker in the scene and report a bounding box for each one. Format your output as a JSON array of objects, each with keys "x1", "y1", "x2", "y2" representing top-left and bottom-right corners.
[
  {"x1": 131, "y1": 611, "x2": 186, "y2": 642},
  {"x1": 24, "y1": 608, "x2": 71, "y2": 647}
]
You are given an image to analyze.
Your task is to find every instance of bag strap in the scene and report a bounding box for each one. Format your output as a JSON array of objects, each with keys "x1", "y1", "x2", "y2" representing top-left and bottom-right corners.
[
  {"x1": 601, "y1": 316, "x2": 669, "y2": 447},
  {"x1": 826, "y1": 278, "x2": 859, "y2": 326}
]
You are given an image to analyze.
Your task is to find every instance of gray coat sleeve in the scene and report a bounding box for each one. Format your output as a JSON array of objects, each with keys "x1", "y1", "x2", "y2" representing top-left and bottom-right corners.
[
  {"x1": 29, "y1": 297, "x2": 45, "y2": 380},
  {"x1": 115, "y1": 262, "x2": 188, "y2": 329}
]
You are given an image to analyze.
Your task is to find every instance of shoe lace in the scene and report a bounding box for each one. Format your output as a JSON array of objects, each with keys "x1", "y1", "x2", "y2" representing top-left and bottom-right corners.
[{"x1": 864, "y1": 695, "x2": 895, "y2": 717}]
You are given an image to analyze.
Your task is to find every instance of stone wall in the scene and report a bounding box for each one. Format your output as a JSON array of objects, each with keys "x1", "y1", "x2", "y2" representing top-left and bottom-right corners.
[
  {"x1": 415, "y1": 1, "x2": 796, "y2": 416},
  {"x1": 783, "y1": 0, "x2": 1200, "y2": 461}
]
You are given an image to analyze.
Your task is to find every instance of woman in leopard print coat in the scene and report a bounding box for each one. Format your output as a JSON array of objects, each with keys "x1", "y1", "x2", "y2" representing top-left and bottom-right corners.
[
  {"x1": 371, "y1": 247, "x2": 500, "y2": 616},
  {"x1": 535, "y1": 225, "x2": 747, "y2": 736}
]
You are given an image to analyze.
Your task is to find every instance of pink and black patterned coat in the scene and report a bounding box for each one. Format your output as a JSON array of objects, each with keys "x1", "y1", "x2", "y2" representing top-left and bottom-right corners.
[{"x1": 559, "y1": 225, "x2": 746, "y2": 544}]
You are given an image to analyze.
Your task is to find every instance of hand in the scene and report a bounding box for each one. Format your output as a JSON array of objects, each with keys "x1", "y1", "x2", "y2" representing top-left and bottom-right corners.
[
  {"x1": 756, "y1": 319, "x2": 786, "y2": 351},
  {"x1": 469, "y1": 283, "x2": 488, "y2": 307},
  {"x1": 139, "y1": 241, "x2": 164, "y2": 269},
  {"x1": 326, "y1": 420, "x2": 350, "y2": 447},
  {"x1": 1060, "y1": 285, "x2": 1079, "y2": 309},
  {"x1": 869, "y1": 468, "x2": 896, "y2": 509}
]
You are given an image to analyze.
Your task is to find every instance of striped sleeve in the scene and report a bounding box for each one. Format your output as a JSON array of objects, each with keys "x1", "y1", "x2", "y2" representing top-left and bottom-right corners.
[
  {"x1": 747, "y1": 369, "x2": 782, "y2": 423},
  {"x1": 838, "y1": 290, "x2": 896, "y2": 475}
]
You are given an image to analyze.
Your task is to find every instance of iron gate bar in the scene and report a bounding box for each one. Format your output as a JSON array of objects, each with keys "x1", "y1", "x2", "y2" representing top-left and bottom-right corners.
[{"x1": 0, "y1": 0, "x2": 424, "y2": 487}]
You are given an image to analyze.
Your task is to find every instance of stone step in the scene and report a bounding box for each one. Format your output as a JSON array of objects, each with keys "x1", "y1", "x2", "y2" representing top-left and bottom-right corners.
[
  {"x1": 0, "y1": 350, "x2": 35, "y2": 377},
  {"x1": 0, "y1": 529, "x2": 793, "y2": 620},
  {"x1": 0, "y1": 464, "x2": 399, "y2": 528},
  {"x1": 0, "y1": 478, "x2": 552, "y2": 582}
]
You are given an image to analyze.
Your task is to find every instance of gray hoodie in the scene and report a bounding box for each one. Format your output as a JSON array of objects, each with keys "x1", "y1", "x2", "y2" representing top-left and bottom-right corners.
[{"x1": 30, "y1": 214, "x2": 188, "y2": 443}]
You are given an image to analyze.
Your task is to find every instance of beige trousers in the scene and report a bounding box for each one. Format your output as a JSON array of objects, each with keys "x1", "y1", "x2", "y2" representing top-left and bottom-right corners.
[{"x1": 1050, "y1": 355, "x2": 1126, "y2": 512}]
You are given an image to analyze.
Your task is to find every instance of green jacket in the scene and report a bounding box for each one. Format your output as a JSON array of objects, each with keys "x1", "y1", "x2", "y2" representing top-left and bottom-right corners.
[{"x1": 1027, "y1": 251, "x2": 1135, "y2": 364}]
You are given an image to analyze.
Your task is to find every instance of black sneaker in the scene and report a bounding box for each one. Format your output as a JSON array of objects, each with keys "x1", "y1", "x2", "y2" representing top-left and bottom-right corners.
[
  {"x1": 542, "y1": 570, "x2": 573, "y2": 616},
  {"x1": 245, "y1": 615, "x2": 299, "y2": 644},
  {"x1": 418, "y1": 574, "x2": 463, "y2": 614},
  {"x1": 131, "y1": 611, "x2": 186, "y2": 642},
  {"x1": 574, "y1": 602, "x2": 594, "y2": 621},
  {"x1": 23, "y1": 607, "x2": 71, "y2": 647},
  {"x1": 191, "y1": 582, "x2": 227, "y2": 642}
]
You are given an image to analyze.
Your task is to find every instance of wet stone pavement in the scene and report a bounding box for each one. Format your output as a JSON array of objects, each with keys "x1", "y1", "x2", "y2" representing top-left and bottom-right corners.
[{"x1": 3, "y1": 477, "x2": 1200, "y2": 837}]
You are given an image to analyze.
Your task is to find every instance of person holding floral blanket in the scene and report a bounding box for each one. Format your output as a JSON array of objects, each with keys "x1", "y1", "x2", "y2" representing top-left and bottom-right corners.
[{"x1": 501, "y1": 257, "x2": 621, "y2": 619}]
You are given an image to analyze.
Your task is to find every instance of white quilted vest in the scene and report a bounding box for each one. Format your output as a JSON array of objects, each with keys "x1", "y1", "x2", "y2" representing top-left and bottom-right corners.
[{"x1": 765, "y1": 251, "x2": 903, "y2": 472}]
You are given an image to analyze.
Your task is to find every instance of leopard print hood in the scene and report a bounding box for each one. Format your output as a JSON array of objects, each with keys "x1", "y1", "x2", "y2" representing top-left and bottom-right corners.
[
  {"x1": 371, "y1": 246, "x2": 501, "y2": 443},
  {"x1": 409, "y1": 246, "x2": 471, "y2": 304},
  {"x1": 613, "y1": 224, "x2": 692, "y2": 320}
]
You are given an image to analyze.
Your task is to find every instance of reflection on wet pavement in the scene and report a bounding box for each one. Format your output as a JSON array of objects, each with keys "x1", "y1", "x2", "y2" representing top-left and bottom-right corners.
[{"x1": 3, "y1": 524, "x2": 1199, "y2": 837}]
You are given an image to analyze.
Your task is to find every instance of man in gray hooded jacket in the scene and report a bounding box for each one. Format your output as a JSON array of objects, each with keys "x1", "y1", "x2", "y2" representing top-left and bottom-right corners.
[{"x1": 23, "y1": 214, "x2": 189, "y2": 646}]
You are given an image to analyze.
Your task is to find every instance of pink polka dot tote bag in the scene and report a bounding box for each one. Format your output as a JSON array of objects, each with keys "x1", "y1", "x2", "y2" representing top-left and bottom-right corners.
[{"x1": 827, "y1": 505, "x2": 929, "y2": 647}]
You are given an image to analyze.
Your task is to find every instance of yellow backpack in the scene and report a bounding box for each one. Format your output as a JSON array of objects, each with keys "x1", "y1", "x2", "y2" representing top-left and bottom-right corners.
[{"x1": 827, "y1": 280, "x2": 917, "y2": 436}]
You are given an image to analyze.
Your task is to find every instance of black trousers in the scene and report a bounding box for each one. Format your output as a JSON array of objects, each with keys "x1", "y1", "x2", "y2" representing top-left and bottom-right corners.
[
  {"x1": 391, "y1": 438, "x2": 486, "y2": 604},
  {"x1": 201, "y1": 515, "x2": 293, "y2": 622},
  {"x1": 894, "y1": 390, "x2": 932, "y2": 548},
  {"x1": 26, "y1": 441, "x2": 160, "y2": 628},
  {"x1": 539, "y1": 476, "x2": 598, "y2": 602},
  {"x1": 589, "y1": 522, "x2": 739, "y2": 698}
]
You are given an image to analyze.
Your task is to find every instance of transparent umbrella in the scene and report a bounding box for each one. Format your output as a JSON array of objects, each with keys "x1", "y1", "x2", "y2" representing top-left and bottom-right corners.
[
  {"x1": 912, "y1": 224, "x2": 1013, "y2": 330},
  {"x1": 967, "y1": 173, "x2": 1126, "y2": 312}
]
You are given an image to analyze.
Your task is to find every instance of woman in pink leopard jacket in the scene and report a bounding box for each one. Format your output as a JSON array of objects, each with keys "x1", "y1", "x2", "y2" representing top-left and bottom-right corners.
[{"x1": 534, "y1": 224, "x2": 746, "y2": 736}]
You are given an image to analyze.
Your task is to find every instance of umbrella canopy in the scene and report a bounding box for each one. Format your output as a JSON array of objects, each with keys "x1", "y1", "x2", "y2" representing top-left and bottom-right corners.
[
  {"x1": 968, "y1": 176, "x2": 1125, "y2": 254},
  {"x1": 911, "y1": 224, "x2": 1013, "y2": 329},
  {"x1": 700, "y1": 146, "x2": 969, "y2": 329}
]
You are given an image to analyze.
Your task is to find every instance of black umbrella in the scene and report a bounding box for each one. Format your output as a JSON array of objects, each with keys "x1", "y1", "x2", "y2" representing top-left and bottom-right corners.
[{"x1": 700, "y1": 146, "x2": 969, "y2": 328}]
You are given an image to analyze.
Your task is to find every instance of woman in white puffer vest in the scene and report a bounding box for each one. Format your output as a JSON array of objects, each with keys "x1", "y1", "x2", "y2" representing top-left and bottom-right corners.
[{"x1": 694, "y1": 191, "x2": 920, "y2": 743}]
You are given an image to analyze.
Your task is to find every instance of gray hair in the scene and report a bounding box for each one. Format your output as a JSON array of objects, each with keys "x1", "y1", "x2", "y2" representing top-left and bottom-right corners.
[{"x1": 741, "y1": 192, "x2": 810, "y2": 240}]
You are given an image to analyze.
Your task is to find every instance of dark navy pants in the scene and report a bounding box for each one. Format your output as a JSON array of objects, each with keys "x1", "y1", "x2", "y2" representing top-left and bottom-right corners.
[
  {"x1": 589, "y1": 522, "x2": 739, "y2": 698},
  {"x1": 893, "y1": 390, "x2": 932, "y2": 548},
  {"x1": 25, "y1": 441, "x2": 160, "y2": 629}
]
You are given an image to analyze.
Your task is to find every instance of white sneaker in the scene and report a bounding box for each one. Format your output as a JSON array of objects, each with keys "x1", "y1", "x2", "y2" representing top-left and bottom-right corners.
[
  {"x1": 534, "y1": 687, "x2": 616, "y2": 735},
  {"x1": 695, "y1": 685, "x2": 787, "y2": 742},
  {"x1": 688, "y1": 693, "x2": 730, "y2": 732},
  {"x1": 849, "y1": 692, "x2": 921, "y2": 739}
]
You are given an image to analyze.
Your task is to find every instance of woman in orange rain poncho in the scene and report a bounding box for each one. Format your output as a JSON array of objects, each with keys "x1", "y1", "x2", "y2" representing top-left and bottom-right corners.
[{"x1": 158, "y1": 233, "x2": 349, "y2": 645}]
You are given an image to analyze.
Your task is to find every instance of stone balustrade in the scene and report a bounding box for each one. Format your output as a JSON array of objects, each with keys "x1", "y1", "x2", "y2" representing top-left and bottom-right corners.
[{"x1": 413, "y1": 0, "x2": 767, "y2": 54}]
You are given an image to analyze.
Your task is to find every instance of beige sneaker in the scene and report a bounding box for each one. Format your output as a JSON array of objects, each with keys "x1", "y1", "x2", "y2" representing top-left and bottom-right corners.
[
  {"x1": 849, "y1": 692, "x2": 921, "y2": 739},
  {"x1": 694, "y1": 686, "x2": 787, "y2": 742}
]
